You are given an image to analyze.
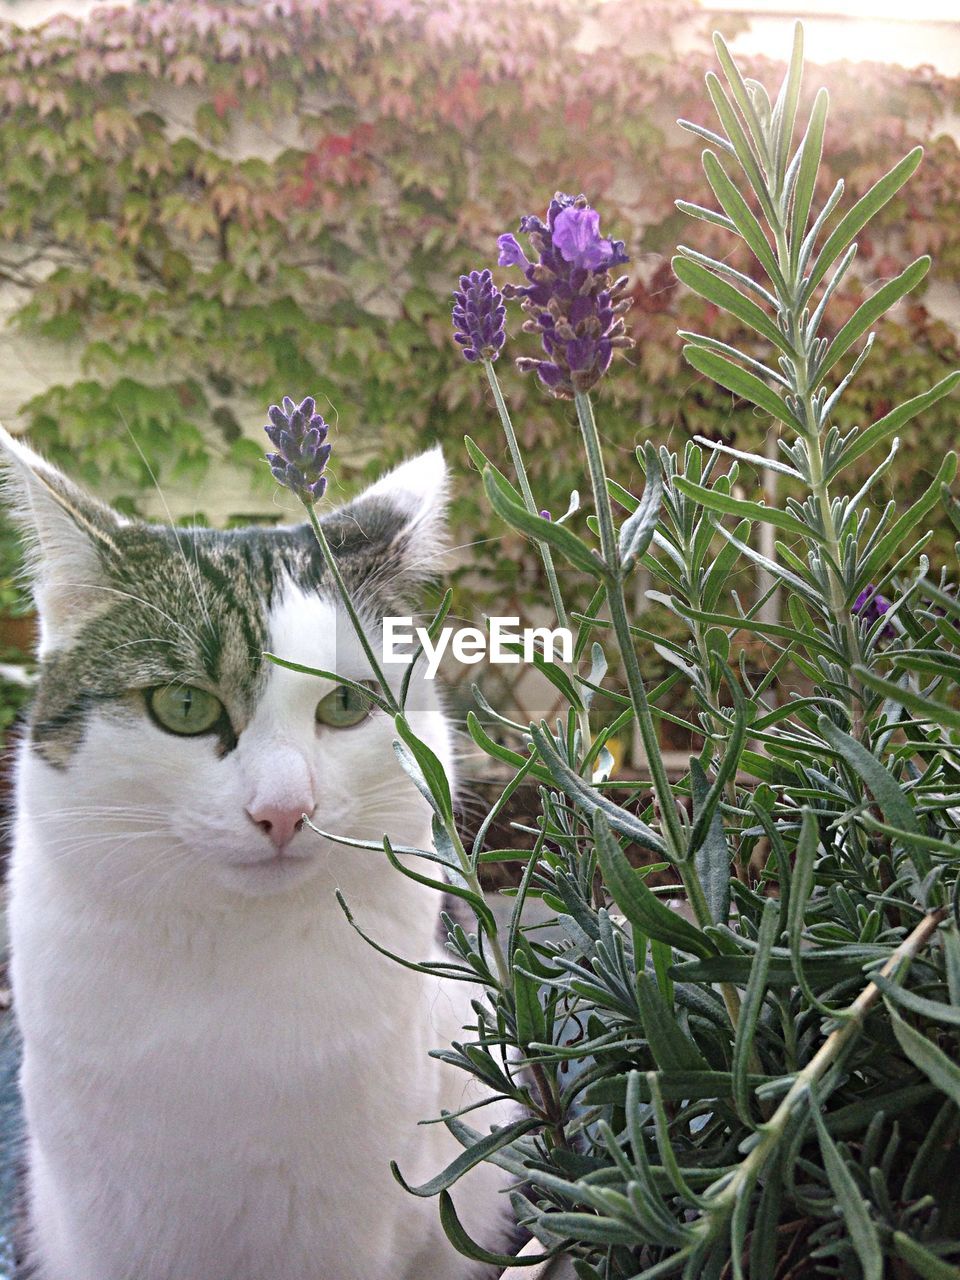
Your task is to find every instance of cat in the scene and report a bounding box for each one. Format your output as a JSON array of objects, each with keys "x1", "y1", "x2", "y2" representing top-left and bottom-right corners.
[{"x1": 1, "y1": 426, "x2": 510, "y2": 1280}]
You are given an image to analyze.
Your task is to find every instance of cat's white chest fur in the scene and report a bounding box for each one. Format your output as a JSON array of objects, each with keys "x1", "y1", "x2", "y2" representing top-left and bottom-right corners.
[
  {"x1": 11, "y1": 817, "x2": 503, "y2": 1280},
  {"x1": 3, "y1": 438, "x2": 510, "y2": 1280}
]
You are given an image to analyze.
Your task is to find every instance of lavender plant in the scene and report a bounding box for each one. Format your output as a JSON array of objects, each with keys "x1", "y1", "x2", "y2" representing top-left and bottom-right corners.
[{"x1": 268, "y1": 26, "x2": 960, "y2": 1279}]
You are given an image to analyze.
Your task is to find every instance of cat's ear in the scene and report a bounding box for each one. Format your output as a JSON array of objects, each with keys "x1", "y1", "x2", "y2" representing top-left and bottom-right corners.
[
  {"x1": 0, "y1": 425, "x2": 125, "y2": 649},
  {"x1": 320, "y1": 447, "x2": 450, "y2": 602}
]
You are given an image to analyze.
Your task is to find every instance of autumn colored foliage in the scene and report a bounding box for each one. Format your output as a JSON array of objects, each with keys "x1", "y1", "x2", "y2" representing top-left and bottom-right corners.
[{"x1": 0, "y1": 0, "x2": 957, "y2": 586}]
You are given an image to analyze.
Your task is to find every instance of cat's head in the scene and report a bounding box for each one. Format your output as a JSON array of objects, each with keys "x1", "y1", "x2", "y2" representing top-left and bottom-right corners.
[{"x1": 1, "y1": 426, "x2": 452, "y2": 903}]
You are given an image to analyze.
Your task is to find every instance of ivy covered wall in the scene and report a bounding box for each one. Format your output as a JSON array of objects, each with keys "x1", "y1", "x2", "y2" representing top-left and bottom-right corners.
[{"x1": 0, "y1": 0, "x2": 957, "y2": 595}]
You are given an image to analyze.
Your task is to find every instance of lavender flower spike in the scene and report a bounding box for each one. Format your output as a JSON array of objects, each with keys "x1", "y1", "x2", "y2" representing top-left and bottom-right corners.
[
  {"x1": 498, "y1": 192, "x2": 633, "y2": 399},
  {"x1": 264, "y1": 395, "x2": 331, "y2": 505},
  {"x1": 452, "y1": 268, "x2": 506, "y2": 362}
]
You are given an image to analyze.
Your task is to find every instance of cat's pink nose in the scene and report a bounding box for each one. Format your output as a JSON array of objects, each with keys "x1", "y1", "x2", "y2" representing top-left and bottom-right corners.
[{"x1": 246, "y1": 802, "x2": 316, "y2": 851}]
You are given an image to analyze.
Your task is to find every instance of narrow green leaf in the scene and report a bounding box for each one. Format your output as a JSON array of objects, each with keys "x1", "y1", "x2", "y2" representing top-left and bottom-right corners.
[
  {"x1": 439, "y1": 1191, "x2": 555, "y2": 1266},
  {"x1": 750, "y1": 1151, "x2": 785, "y2": 1280},
  {"x1": 700, "y1": 150, "x2": 786, "y2": 293},
  {"x1": 472, "y1": 754, "x2": 537, "y2": 859},
  {"x1": 498, "y1": 637, "x2": 584, "y2": 712},
  {"x1": 892, "y1": 1232, "x2": 960, "y2": 1280},
  {"x1": 732, "y1": 899, "x2": 779, "y2": 1125},
  {"x1": 380, "y1": 836, "x2": 496, "y2": 936},
  {"x1": 677, "y1": 117, "x2": 739, "y2": 162},
  {"x1": 532, "y1": 725, "x2": 666, "y2": 854},
  {"x1": 701, "y1": 521, "x2": 749, "y2": 610},
  {"x1": 619, "y1": 443, "x2": 663, "y2": 570},
  {"x1": 464, "y1": 434, "x2": 521, "y2": 503},
  {"x1": 704, "y1": 73, "x2": 778, "y2": 227},
  {"x1": 394, "y1": 715, "x2": 454, "y2": 823},
  {"x1": 818, "y1": 256, "x2": 930, "y2": 380},
  {"x1": 818, "y1": 716, "x2": 920, "y2": 835},
  {"x1": 805, "y1": 147, "x2": 923, "y2": 299},
  {"x1": 400, "y1": 587, "x2": 453, "y2": 708},
  {"x1": 466, "y1": 712, "x2": 552, "y2": 784},
  {"x1": 870, "y1": 973, "x2": 960, "y2": 1027},
  {"x1": 636, "y1": 973, "x2": 711, "y2": 1071},
  {"x1": 593, "y1": 811, "x2": 716, "y2": 958},
  {"x1": 513, "y1": 942, "x2": 547, "y2": 1046},
  {"x1": 860, "y1": 451, "x2": 957, "y2": 580},
  {"x1": 789, "y1": 88, "x2": 828, "y2": 267},
  {"x1": 774, "y1": 21, "x2": 805, "y2": 182},
  {"x1": 392, "y1": 1115, "x2": 542, "y2": 1197},
  {"x1": 263, "y1": 654, "x2": 392, "y2": 713},
  {"x1": 690, "y1": 758, "x2": 731, "y2": 927},
  {"x1": 583, "y1": 1070, "x2": 775, "y2": 1105},
  {"x1": 335, "y1": 890, "x2": 477, "y2": 982},
  {"x1": 812, "y1": 1100, "x2": 883, "y2": 1280},
  {"x1": 533, "y1": 1213, "x2": 638, "y2": 1247},
  {"x1": 687, "y1": 671, "x2": 748, "y2": 858},
  {"x1": 676, "y1": 331, "x2": 785, "y2": 387},
  {"x1": 673, "y1": 475, "x2": 812, "y2": 539},
  {"x1": 714, "y1": 523, "x2": 821, "y2": 606},
  {"x1": 675, "y1": 199, "x2": 737, "y2": 234},
  {"x1": 674, "y1": 254, "x2": 786, "y2": 345},
  {"x1": 669, "y1": 597, "x2": 832, "y2": 661},
  {"x1": 671, "y1": 950, "x2": 882, "y2": 986},
  {"x1": 787, "y1": 809, "x2": 841, "y2": 1013},
  {"x1": 682, "y1": 344, "x2": 803, "y2": 432},
  {"x1": 888, "y1": 1008, "x2": 960, "y2": 1107},
  {"x1": 713, "y1": 32, "x2": 766, "y2": 160},
  {"x1": 484, "y1": 465, "x2": 605, "y2": 578}
]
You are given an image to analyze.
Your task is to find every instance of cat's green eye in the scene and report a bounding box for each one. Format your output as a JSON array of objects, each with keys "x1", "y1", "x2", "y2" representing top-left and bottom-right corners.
[
  {"x1": 315, "y1": 682, "x2": 375, "y2": 729},
  {"x1": 147, "y1": 685, "x2": 224, "y2": 736}
]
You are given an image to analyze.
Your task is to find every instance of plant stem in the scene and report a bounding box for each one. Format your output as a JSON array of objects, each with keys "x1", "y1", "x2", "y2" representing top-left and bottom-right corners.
[
  {"x1": 771, "y1": 224, "x2": 864, "y2": 735},
  {"x1": 702, "y1": 907, "x2": 948, "y2": 1236},
  {"x1": 484, "y1": 360, "x2": 569, "y2": 631},
  {"x1": 575, "y1": 391, "x2": 751, "y2": 1033},
  {"x1": 446, "y1": 819, "x2": 511, "y2": 988},
  {"x1": 304, "y1": 503, "x2": 401, "y2": 715},
  {"x1": 574, "y1": 391, "x2": 711, "y2": 920},
  {"x1": 485, "y1": 359, "x2": 593, "y2": 756},
  {"x1": 306, "y1": 500, "x2": 513, "y2": 989}
]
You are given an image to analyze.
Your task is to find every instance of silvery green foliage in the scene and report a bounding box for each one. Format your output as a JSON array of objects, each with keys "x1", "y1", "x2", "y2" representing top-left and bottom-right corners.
[{"x1": 328, "y1": 26, "x2": 960, "y2": 1279}]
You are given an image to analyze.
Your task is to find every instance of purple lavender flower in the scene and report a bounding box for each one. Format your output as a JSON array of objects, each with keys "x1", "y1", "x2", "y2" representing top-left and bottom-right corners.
[
  {"x1": 264, "y1": 395, "x2": 331, "y2": 505},
  {"x1": 497, "y1": 192, "x2": 633, "y2": 398},
  {"x1": 552, "y1": 205, "x2": 617, "y2": 271},
  {"x1": 452, "y1": 268, "x2": 506, "y2": 362},
  {"x1": 539, "y1": 509, "x2": 552, "y2": 520},
  {"x1": 853, "y1": 585, "x2": 896, "y2": 640}
]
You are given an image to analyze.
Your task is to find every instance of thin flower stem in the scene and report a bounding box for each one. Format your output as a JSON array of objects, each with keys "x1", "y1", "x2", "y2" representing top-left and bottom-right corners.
[
  {"x1": 574, "y1": 391, "x2": 749, "y2": 1032},
  {"x1": 484, "y1": 360, "x2": 569, "y2": 631},
  {"x1": 304, "y1": 503, "x2": 401, "y2": 716},
  {"x1": 446, "y1": 820, "x2": 511, "y2": 989},
  {"x1": 574, "y1": 392, "x2": 708, "y2": 909},
  {"x1": 306, "y1": 501, "x2": 512, "y2": 990},
  {"x1": 485, "y1": 359, "x2": 592, "y2": 757}
]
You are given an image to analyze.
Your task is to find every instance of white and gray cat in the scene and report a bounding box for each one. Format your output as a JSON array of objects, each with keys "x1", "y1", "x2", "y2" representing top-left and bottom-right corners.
[{"x1": 1, "y1": 427, "x2": 509, "y2": 1280}]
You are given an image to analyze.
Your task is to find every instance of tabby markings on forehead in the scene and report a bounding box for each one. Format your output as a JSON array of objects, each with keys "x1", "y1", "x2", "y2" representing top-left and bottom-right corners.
[{"x1": 28, "y1": 497, "x2": 426, "y2": 768}]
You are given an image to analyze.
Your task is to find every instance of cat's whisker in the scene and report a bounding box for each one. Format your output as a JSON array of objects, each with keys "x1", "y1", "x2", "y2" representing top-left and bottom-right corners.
[
  {"x1": 56, "y1": 580, "x2": 200, "y2": 651},
  {"x1": 347, "y1": 535, "x2": 502, "y2": 614},
  {"x1": 108, "y1": 842, "x2": 194, "y2": 893},
  {"x1": 40, "y1": 828, "x2": 172, "y2": 862},
  {"x1": 101, "y1": 637, "x2": 178, "y2": 656},
  {"x1": 118, "y1": 415, "x2": 218, "y2": 651},
  {"x1": 30, "y1": 806, "x2": 172, "y2": 822}
]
